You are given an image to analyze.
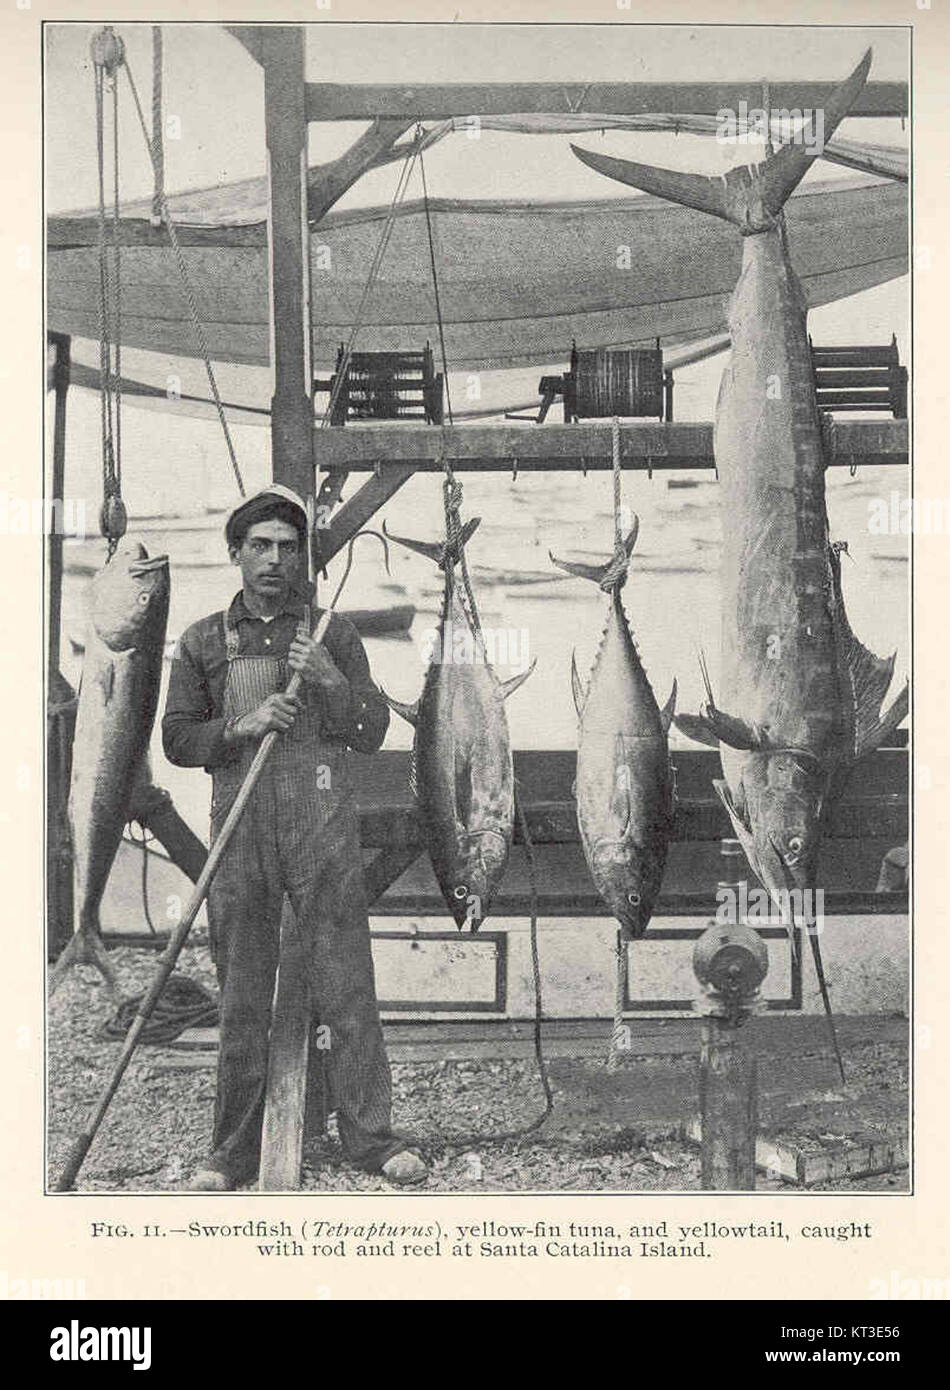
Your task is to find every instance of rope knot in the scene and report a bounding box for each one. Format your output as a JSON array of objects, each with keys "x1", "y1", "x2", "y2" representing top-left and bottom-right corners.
[{"x1": 598, "y1": 543, "x2": 631, "y2": 593}]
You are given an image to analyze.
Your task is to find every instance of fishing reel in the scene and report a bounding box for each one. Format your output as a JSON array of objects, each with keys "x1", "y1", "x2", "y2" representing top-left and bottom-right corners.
[{"x1": 692, "y1": 921, "x2": 769, "y2": 1025}]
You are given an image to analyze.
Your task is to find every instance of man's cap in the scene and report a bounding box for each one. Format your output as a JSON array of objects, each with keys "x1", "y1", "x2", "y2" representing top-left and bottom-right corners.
[{"x1": 225, "y1": 484, "x2": 308, "y2": 548}]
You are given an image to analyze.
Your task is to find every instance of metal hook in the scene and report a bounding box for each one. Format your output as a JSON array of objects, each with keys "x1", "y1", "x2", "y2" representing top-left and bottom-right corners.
[{"x1": 328, "y1": 527, "x2": 392, "y2": 611}]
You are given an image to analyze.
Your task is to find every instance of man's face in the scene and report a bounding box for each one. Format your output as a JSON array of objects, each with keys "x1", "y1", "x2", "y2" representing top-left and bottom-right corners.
[{"x1": 230, "y1": 517, "x2": 301, "y2": 602}]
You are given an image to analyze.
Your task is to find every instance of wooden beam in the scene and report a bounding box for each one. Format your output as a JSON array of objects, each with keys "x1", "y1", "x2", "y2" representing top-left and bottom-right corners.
[
  {"x1": 305, "y1": 80, "x2": 907, "y2": 122},
  {"x1": 314, "y1": 419, "x2": 908, "y2": 472},
  {"x1": 263, "y1": 26, "x2": 313, "y2": 500},
  {"x1": 314, "y1": 462, "x2": 417, "y2": 566},
  {"x1": 308, "y1": 118, "x2": 414, "y2": 224},
  {"x1": 224, "y1": 24, "x2": 264, "y2": 66}
]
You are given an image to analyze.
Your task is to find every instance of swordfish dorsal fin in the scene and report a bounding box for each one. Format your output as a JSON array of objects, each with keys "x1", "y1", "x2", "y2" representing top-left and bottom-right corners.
[
  {"x1": 829, "y1": 541, "x2": 907, "y2": 759},
  {"x1": 572, "y1": 49, "x2": 872, "y2": 229}
]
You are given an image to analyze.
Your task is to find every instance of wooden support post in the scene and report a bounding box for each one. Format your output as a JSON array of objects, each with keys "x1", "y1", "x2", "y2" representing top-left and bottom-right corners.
[
  {"x1": 263, "y1": 26, "x2": 313, "y2": 502},
  {"x1": 259, "y1": 899, "x2": 314, "y2": 1191},
  {"x1": 259, "y1": 25, "x2": 314, "y2": 1190},
  {"x1": 698, "y1": 1018, "x2": 757, "y2": 1190}
]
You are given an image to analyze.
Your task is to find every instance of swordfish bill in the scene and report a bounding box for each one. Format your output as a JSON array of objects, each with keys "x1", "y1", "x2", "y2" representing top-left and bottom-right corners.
[
  {"x1": 380, "y1": 518, "x2": 535, "y2": 930},
  {"x1": 572, "y1": 50, "x2": 908, "y2": 1083}
]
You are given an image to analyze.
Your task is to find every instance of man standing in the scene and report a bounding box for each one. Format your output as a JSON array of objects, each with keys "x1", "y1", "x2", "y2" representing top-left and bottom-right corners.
[{"x1": 163, "y1": 484, "x2": 426, "y2": 1189}]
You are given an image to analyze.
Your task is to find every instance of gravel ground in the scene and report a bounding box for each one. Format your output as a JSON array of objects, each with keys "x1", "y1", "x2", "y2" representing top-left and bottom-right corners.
[{"x1": 47, "y1": 944, "x2": 908, "y2": 1194}]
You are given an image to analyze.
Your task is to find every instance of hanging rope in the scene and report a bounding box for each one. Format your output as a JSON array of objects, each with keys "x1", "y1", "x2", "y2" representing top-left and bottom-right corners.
[
  {"x1": 597, "y1": 416, "x2": 631, "y2": 593},
  {"x1": 121, "y1": 57, "x2": 245, "y2": 497},
  {"x1": 128, "y1": 821, "x2": 158, "y2": 935},
  {"x1": 320, "y1": 135, "x2": 421, "y2": 429},
  {"x1": 91, "y1": 30, "x2": 127, "y2": 559},
  {"x1": 418, "y1": 134, "x2": 453, "y2": 425},
  {"x1": 606, "y1": 417, "x2": 630, "y2": 1071},
  {"x1": 606, "y1": 930, "x2": 628, "y2": 1072},
  {"x1": 150, "y1": 26, "x2": 164, "y2": 228}
]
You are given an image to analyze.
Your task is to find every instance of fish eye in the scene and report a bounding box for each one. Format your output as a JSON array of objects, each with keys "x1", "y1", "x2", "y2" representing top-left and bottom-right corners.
[
  {"x1": 627, "y1": 891, "x2": 641, "y2": 907},
  {"x1": 788, "y1": 836, "x2": 803, "y2": 854},
  {"x1": 137, "y1": 593, "x2": 149, "y2": 605},
  {"x1": 453, "y1": 885, "x2": 468, "y2": 900}
]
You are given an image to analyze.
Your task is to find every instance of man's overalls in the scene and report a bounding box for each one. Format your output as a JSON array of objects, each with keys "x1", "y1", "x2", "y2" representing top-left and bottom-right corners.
[{"x1": 205, "y1": 606, "x2": 399, "y2": 1184}]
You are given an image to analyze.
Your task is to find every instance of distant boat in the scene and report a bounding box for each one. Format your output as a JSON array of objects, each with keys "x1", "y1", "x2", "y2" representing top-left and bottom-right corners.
[{"x1": 68, "y1": 603, "x2": 416, "y2": 658}]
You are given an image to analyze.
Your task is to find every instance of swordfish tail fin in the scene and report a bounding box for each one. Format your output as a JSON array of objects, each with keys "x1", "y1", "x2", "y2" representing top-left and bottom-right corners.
[
  {"x1": 571, "y1": 49, "x2": 872, "y2": 231},
  {"x1": 381, "y1": 516, "x2": 480, "y2": 570},
  {"x1": 550, "y1": 519, "x2": 639, "y2": 591}
]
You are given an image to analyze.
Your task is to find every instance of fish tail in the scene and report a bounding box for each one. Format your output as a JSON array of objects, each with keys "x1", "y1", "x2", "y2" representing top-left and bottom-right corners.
[
  {"x1": 550, "y1": 521, "x2": 638, "y2": 591},
  {"x1": 571, "y1": 49, "x2": 871, "y2": 228},
  {"x1": 381, "y1": 517, "x2": 480, "y2": 570}
]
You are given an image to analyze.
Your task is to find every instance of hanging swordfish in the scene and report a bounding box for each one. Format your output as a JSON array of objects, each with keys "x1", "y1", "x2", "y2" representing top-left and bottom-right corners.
[
  {"x1": 572, "y1": 50, "x2": 908, "y2": 1078},
  {"x1": 551, "y1": 520, "x2": 676, "y2": 939},
  {"x1": 50, "y1": 540, "x2": 170, "y2": 996},
  {"x1": 382, "y1": 517, "x2": 535, "y2": 929}
]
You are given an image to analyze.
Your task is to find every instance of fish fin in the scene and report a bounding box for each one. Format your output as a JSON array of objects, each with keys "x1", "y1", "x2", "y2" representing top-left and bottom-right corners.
[
  {"x1": 828, "y1": 538, "x2": 905, "y2": 758},
  {"x1": 856, "y1": 680, "x2": 909, "y2": 760},
  {"x1": 610, "y1": 734, "x2": 632, "y2": 837},
  {"x1": 499, "y1": 658, "x2": 537, "y2": 701},
  {"x1": 549, "y1": 522, "x2": 638, "y2": 590},
  {"x1": 572, "y1": 51, "x2": 871, "y2": 228},
  {"x1": 673, "y1": 712, "x2": 721, "y2": 748},
  {"x1": 659, "y1": 679, "x2": 677, "y2": 736},
  {"x1": 97, "y1": 660, "x2": 115, "y2": 705},
  {"x1": 382, "y1": 517, "x2": 479, "y2": 570},
  {"x1": 706, "y1": 707, "x2": 765, "y2": 751},
  {"x1": 454, "y1": 743, "x2": 474, "y2": 828},
  {"x1": 381, "y1": 689, "x2": 419, "y2": 726},
  {"x1": 713, "y1": 778, "x2": 757, "y2": 864},
  {"x1": 570, "y1": 650, "x2": 587, "y2": 717}
]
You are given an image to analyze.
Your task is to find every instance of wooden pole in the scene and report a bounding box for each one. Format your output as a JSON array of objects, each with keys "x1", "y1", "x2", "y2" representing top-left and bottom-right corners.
[
  {"x1": 698, "y1": 1018, "x2": 757, "y2": 1190},
  {"x1": 263, "y1": 26, "x2": 313, "y2": 502}
]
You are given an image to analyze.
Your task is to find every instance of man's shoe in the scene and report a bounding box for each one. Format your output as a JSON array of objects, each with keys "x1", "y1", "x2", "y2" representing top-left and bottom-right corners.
[
  {"x1": 188, "y1": 1167, "x2": 231, "y2": 1192},
  {"x1": 381, "y1": 1150, "x2": 428, "y2": 1186}
]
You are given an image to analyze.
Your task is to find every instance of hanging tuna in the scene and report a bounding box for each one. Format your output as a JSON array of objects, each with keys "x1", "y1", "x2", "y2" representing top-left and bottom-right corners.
[
  {"x1": 382, "y1": 514, "x2": 534, "y2": 929},
  {"x1": 551, "y1": 518, "x2": 676, "y2": 938}
]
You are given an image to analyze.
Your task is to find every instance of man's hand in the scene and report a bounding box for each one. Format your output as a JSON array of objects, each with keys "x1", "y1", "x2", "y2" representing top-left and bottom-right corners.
[
  {"x1": 230, "y1": 693, "x2": 301, "y2": 740},
  {"x1": 288, "y1": 633, "x2": 346, "y2": 691}
]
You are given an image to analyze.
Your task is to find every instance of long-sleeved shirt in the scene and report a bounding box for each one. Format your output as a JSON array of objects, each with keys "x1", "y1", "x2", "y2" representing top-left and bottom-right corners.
[{"x1": 162, "y1": 583, "x2": 389, "y2": 770}]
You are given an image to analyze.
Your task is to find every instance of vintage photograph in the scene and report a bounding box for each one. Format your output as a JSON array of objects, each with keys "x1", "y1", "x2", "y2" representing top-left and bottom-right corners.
[{"x1": 44, "y1": 20, "x2": 909, "y2": 1198}]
